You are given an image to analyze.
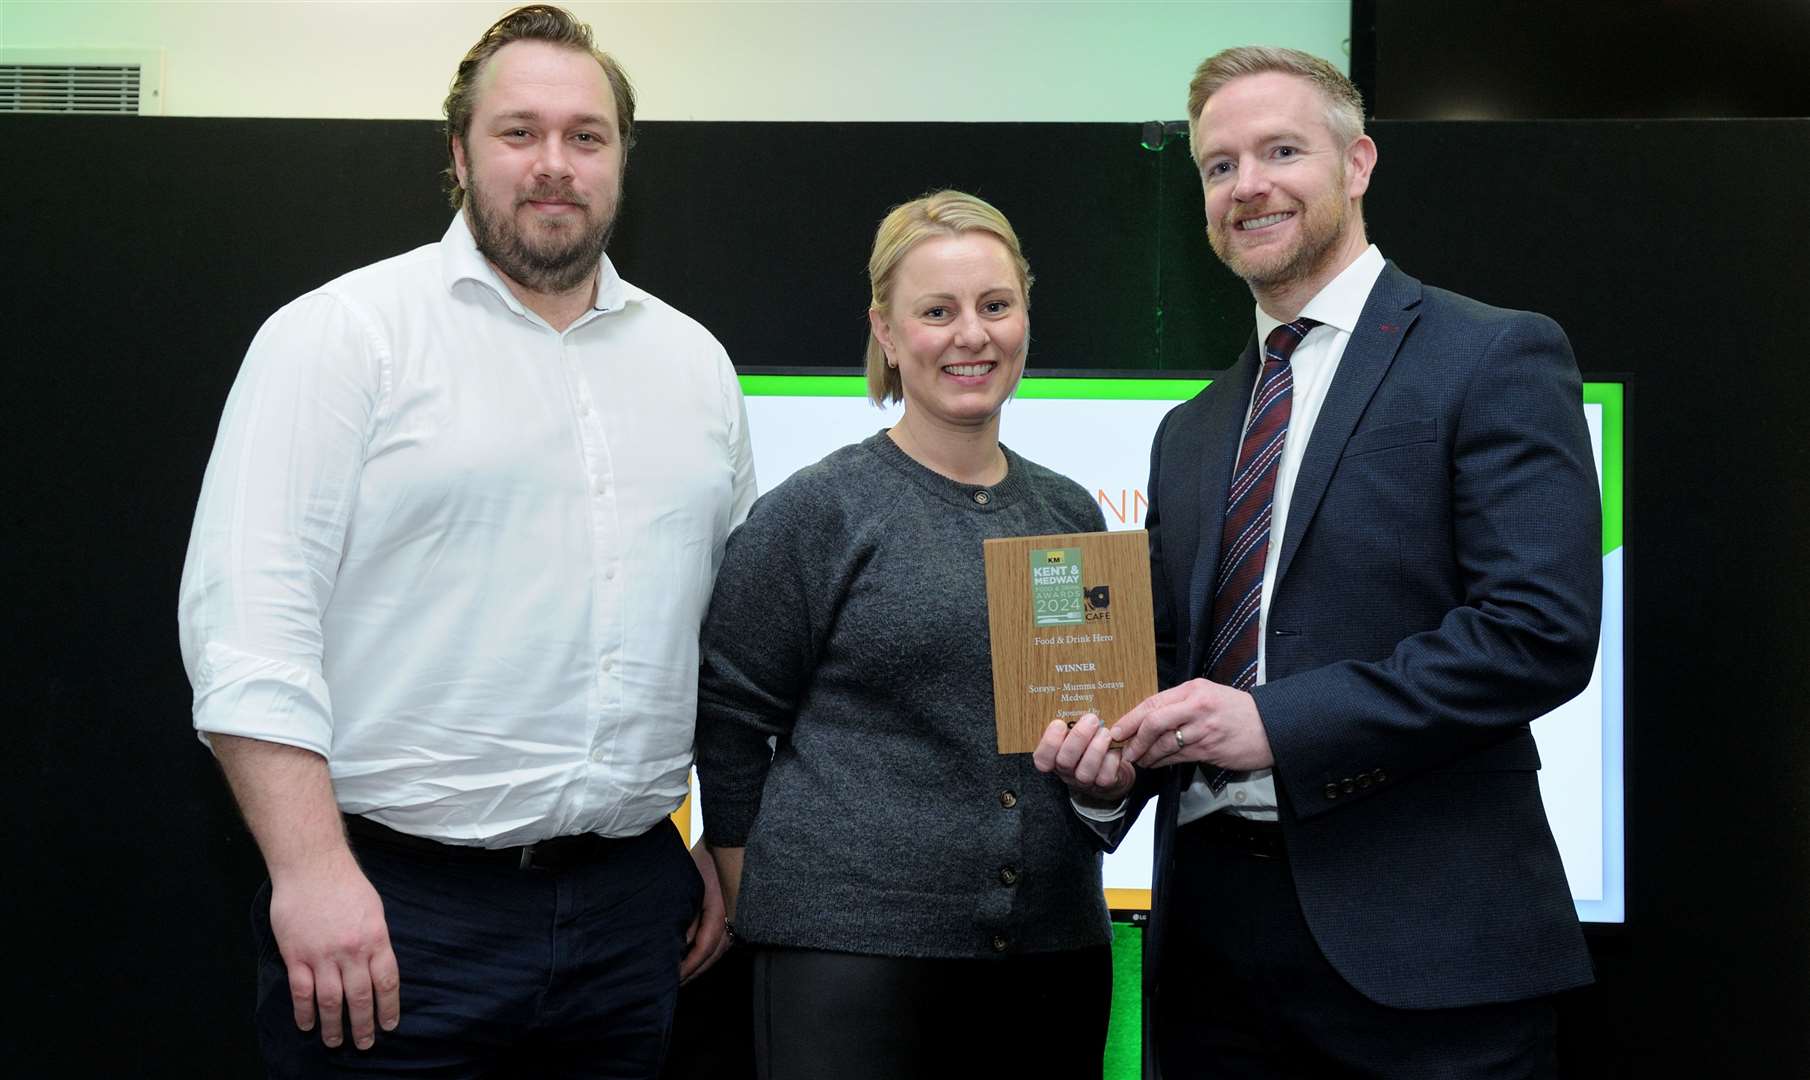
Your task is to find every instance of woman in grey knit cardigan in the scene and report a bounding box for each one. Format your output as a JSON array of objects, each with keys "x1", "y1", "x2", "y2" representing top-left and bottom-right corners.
[{"x1": 696, "y1": 191, "x2": 1113, "y2": 1079}]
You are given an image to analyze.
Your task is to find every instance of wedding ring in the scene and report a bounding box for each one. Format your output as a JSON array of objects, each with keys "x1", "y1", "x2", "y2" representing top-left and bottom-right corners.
[{"x1": 1174, "y1": 729, "x2": 1187, "y2": 750}]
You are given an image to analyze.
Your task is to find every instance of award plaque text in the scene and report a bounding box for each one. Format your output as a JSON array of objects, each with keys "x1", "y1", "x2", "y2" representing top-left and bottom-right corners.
[{"x1": 983, "y1": 529, "x2": 1158, "y2": 754}]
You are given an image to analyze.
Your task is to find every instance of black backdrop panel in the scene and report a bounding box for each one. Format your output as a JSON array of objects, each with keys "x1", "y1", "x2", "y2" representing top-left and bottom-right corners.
[
  {"x1": 1365, "y1": 118, "x2": 1810, "y2": 1076},
  {"x1": 615, "y1": 120, "x2": 1246, "y2": 372},
  {"x1": 6, "y1": 115, "x2": 1809, "y2": 1075},
  {"x1": 3, "y1": 115, "x2": 1250, "y2": 380},
  {"x1": 1353, "y1": 0, "x2": 1810, "y2": 119}
]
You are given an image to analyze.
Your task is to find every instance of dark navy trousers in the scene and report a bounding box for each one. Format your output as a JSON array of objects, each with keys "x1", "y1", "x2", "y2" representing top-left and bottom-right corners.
[
  {"x1": 252, "y1": 821, "x2": 702, "y2": 1079},
  {"x1": 1155, "y1": 820, "x2": 1557, "y2": 1080}
]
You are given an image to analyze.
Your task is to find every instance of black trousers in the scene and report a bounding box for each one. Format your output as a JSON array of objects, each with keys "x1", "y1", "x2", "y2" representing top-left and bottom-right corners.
[
  {"x1": 253, "y1": 820, "x2": 702, "y2": 1079},
  {"x1": 750, "y1": 944, "x2": 1113, "y2": 1080},
  {"x1": 1155, "y1": 818, "x2": 1557, "y2": 1080}
]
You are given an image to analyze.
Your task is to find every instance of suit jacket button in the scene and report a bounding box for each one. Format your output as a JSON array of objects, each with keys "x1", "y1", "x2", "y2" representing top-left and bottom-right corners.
[
  {"x1": 1341, "y1": 778, "x2": 1356, "y2": 795},
  {"x1": 1324, "y1": 783, "x2": 1340, "y2": 801},
  {"x1": 991, "y1": 934, "x2": 1009, "y2": 952},
  {"x1": 1357, "y1": 773, "x2": 1372, "y2": 789},
  {"x1": 1374, "y1": 768, "x2": 1388, "y2": 784}
]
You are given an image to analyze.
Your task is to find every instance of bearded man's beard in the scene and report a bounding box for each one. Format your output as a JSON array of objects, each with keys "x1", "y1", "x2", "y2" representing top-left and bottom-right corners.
[{"x1": 467, "y1": 176, "x2": 618, "y2": 295}]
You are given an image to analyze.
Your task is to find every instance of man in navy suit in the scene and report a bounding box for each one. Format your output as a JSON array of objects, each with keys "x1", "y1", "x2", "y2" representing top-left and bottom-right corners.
[{"x1": 1036, "y1": 46, "x2": 1599, "y2": 1078}]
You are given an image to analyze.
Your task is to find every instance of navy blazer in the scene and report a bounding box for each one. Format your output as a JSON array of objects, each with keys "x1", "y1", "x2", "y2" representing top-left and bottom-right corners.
[{"x1": 1129, "y1": 262, "x2": 1599, "y2": 1038}]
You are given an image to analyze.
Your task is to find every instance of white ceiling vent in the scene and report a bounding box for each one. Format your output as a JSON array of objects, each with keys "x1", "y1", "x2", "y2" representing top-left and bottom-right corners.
[{"x1": 0, "y1": 48, "x2": 163, "y2": 116}]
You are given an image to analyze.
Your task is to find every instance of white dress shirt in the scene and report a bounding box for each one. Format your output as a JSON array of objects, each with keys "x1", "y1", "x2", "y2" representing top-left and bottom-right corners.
[
  {"x1": 1178, "y1": 244, "x2": 1388, "y2": 824},
  {"x1": 179, "y1": 214, "x2": 756, "y2": 846}
]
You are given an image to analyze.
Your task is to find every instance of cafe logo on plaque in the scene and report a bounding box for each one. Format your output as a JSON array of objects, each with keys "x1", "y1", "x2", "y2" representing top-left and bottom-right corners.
[{"x1": 1030, "y1": 547, "x2": 1086, "y2": 626}]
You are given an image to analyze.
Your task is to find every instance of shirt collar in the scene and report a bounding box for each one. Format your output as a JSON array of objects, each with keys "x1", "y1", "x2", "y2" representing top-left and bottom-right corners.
[
  {"x1": 1254, "y1": 244, "x2": 1386, "y2": 347},
  {"x1": 439, "y1": 211, "x2": 648, "y2": 317}
]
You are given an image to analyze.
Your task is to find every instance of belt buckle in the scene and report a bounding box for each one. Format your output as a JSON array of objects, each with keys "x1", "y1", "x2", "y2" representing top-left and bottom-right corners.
[{"x1": 517, "y1": 844, "x2": 538, "y2": 871}]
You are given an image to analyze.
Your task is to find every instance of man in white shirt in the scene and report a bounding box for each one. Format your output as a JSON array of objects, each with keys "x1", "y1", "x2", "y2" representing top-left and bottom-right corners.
[
  {"x1": 1037, "y1": 46, "x2": 1599, "y2": 1078},
  {"x1": 178, "y1": 6, "x2": 754, "y2": 1075}
]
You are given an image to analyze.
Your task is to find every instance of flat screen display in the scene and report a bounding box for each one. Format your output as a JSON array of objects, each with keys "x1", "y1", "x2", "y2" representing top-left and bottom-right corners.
[{"x1": 692, "y1": 372, "x2": 1625, "y2": 923}]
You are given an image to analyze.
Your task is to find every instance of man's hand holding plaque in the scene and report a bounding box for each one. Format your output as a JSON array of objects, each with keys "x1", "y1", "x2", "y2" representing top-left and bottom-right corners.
[
  {"x1": 1107, "y1": 678, "x2": 1274, "y2": 771},
  {"x1": 1033, "y1": 678, "x2": 1276, "y2": 804}
]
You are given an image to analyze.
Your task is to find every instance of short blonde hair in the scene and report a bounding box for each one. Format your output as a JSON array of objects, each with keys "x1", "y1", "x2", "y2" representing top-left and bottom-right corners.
[
  {"x1": 864, "y1": 190, "x2": 1034, "y2": 406},
  {"x1": 1186, "y1": 46, "x2": 1364, "y2": 150}
]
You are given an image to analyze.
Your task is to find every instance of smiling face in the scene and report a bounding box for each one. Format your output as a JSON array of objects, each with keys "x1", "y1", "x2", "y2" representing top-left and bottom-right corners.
[
  {"x1": 869, "y1": 232, "x2": 1028, "y2": 437},
  {"x1": 1194, "y1": 71, "x2": 1376, "y2": 304},
  {"x1": 452, "y1": 40, "x2": 624, "y2": 296}
]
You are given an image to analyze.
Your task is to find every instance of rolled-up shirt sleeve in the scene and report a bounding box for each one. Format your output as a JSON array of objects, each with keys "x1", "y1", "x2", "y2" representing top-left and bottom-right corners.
[{"x1": 178, "y1": 291, "x2": 385, "y2": 757}]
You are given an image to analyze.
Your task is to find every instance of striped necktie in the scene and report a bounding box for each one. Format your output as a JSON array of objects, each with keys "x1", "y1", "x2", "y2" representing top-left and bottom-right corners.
[{"x1": 1200, "y1": 317, "x2": 1318, "y2": 793}]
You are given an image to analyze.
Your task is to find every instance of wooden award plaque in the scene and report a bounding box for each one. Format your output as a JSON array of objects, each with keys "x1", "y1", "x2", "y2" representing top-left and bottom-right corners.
[{"x1": 983, "y1": 529, "x2": 1158, "y2": 754}]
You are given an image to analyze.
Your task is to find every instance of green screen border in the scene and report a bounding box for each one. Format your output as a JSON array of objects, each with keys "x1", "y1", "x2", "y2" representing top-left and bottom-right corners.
[
  {"x1": 1582, "y1": 383, "x2": 1624, "y2": 556},
  {"x1": 738, "y1": 374, "x2": 1624, "y2": 556},
  {"x1": 738, "y1": 373, "x2": 1211, "y2": 401}
]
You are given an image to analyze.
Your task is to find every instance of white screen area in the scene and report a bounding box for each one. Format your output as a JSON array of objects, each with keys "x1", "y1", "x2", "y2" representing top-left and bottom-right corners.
[{"x1": 696, "y1": 378, "x2": 1625, "y2": 922}]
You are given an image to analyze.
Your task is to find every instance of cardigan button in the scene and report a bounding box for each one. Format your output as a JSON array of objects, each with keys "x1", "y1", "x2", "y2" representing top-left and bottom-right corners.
[
  {"x1": 998, "y1": 867, "x2": 1019, "y2": 886},
  {"x1": 973, "y1": 489, "x2": 991, "y2": 505},
  {"x1": 991, "y1": 934, "x2": 1009, "y2": 953},
  {"x1": 999, "y1": 790, "x2": 1018, "y2": 809}
]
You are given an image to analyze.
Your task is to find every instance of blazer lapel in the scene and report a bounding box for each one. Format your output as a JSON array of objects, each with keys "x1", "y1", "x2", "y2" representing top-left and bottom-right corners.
[
  {"x1": 1185, "y1": 338, "x2": 1261, "y2": 674},
  {"x1": 1273, "y1": 263, "x2": 1424, "y2": 587}
]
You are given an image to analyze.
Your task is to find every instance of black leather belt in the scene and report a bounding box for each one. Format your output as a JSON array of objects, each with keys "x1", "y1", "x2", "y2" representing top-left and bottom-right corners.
[
  {"x1": 1183, "y1": 811, "x2": 1286, "y2": 860},
  {"x1": 343, "y1": 814, "x2": 637, "y2": 871}
]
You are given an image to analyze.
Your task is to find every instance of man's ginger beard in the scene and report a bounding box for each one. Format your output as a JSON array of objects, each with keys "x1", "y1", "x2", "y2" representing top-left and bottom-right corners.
[{"x1": 1208, "y1": 164, "x2": 1355, "y2": 290}]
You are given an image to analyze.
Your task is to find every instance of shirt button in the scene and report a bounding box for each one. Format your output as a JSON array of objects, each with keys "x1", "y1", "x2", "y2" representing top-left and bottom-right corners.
[
  {"x1": 590, "y1": 749, "x2": 605, "y2": 764},
  {"x1": 999, "y1": 790, "x2": 1017, "y2": 809},
  {"x1": 991, "y1": 934, "x2": 1008, "y2": 953},
  {"x1": 998, "y1": 867, "x2": 1018, "y2": 886},
  {"x1": 604, "y1": 566, "x2": 616, "y2": 581},
  {"x1": 579, "y1": 402, "x2": 592, "y2": 417},
  {"x1": 594, "y1": 478, "x2": 608, "y2": 495},
  {"x1": 1232, "y1": 790, "x2": 1248, "y2": 803},
  {"x1": 972, "y1": 490, "x2": 991, "y2": 505},
  {"x1": 600, "y1": 656, "x2": 613, "y2": 672}
]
